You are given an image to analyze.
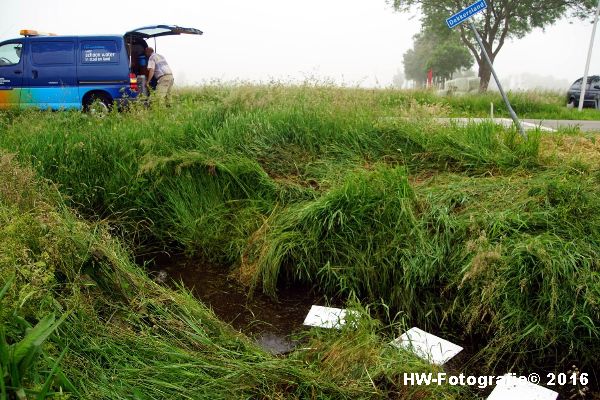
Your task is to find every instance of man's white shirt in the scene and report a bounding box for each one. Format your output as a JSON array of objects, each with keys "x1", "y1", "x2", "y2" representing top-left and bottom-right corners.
[{"x1": 148, "y1": 53, "x2": 173, "y2": 79}]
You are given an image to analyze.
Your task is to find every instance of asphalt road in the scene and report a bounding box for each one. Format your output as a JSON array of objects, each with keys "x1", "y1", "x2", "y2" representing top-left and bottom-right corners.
[
  {"x1": 522, "y1": 119, "x2": 600, "y2": 132},
  {"x1": 436, "y1": 118, "x2": 600, "y2": 132}
]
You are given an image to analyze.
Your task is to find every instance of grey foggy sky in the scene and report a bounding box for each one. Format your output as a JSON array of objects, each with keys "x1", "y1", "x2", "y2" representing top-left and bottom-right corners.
[{"x1": 1, "y1": 0, "x2": 598, "y2": 89}]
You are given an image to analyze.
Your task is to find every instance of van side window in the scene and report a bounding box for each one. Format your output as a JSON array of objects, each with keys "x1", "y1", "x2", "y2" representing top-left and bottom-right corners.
[
  {"x1": 0, "y1": 43, "x2": 22, "y2": 66},
  {"x1": 572, "y1": 79, "x2": 582, "y2": 90},
  {"x1": 80, "y1": 41, "x2": 119, "y2": 64},
  {"x1": 32, "y1": 41, "x2": 75, "y2": 65}
]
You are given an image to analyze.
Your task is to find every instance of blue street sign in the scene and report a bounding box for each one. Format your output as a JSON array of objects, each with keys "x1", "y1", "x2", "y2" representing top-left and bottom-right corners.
[{"x1": 446, "y1": 0, "x2": 487, "y2": 29}]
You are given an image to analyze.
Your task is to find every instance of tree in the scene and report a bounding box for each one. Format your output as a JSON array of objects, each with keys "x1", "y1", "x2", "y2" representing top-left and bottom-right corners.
[
  {"x1": 428, "y1": 34, "x2": 474, "y2": 80},
  {"x1": 392, "y1": 69, "x2": 406, "y2": 88},
  {"x1": 403, "y1": 46, "x2": 429, "y2": 85},
  {"x1": 390, "y1": 0, "x2": 597, "y2": 91},
  {"x1": 403, "y1": 30, "x2": 473, "y2": 85}
]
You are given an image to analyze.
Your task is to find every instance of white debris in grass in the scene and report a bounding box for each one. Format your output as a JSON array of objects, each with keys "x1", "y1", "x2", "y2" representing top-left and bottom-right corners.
[
  {"x1": 390, "y1": 327, "x2": 463, "y2": 365},
  {"x1": 487, "y1": 374, "x2": 558, "y2": 400},
  {"x1": 303, "y1": 305, "x2": 357, "y2": 329}
]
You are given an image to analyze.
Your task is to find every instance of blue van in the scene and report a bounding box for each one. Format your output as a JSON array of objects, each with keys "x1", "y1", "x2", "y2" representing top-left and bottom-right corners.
[{"x1": 0, "y1": 25, "x2": 202, "y2": 111}]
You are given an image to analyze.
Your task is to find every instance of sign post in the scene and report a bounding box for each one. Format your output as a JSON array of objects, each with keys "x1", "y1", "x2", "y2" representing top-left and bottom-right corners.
[
  {"x1": 446, "y1": 0, "x2": 526, "y2": 139},
  {"x1": 578, "y1": 0, "x2": 600, "y2": 112}
]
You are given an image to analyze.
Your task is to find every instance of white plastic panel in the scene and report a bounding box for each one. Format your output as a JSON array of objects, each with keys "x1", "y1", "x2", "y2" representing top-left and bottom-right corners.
[
  {"x1": 303, "y1": 305, "x2": 354, "y2": 329},
  {"x1": 487, "y1": 374, "x2": 558, "y2": 400},
  {"x1": 390, "y1": 327, "x2": 463, "y2": 365}
]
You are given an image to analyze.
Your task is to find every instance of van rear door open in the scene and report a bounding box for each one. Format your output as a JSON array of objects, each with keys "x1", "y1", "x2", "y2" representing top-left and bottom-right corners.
[
  {"x1": 0, "y1": 40, "x2": 24, "y2": 109},
  {"x1": 124, "y1": 25, "x2": 203, "y2": 39},
  {"x1": 21, "y1": 38, "x2": 78, "y2": 109},
  {"x1": 124, "y1": 25, "x2": 202, "y2": 89}
]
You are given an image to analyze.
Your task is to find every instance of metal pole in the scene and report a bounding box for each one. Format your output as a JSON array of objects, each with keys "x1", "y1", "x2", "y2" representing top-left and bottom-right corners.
[
  {"x1": 468, "y1": 19, "x2": 526, "y2": 139},
  {"x1": 578, "y1": 0, "x2": 600, "y2": 112}
]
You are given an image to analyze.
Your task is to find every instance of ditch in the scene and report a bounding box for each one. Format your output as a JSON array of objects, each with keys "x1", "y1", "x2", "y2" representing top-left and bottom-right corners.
[
  {"x1": 146, "y1": 254, "x2": 599, "y2": 399},
  {"x1": 147, "y1": 255, "x2": 330, "y2": 355}
]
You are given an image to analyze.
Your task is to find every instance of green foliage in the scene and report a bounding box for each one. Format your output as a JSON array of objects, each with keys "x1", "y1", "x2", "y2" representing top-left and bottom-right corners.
[
  {"x1": 0, "y1": 146, "x2": 471, "y2": 398},
  {"x1": 390, "y1": 0, "x2": 598, "y2": 89},
  {"x1": 375, "y1": 118, "x2": 541, "y2": 172},
  {"x1": 1, "y1": 85, "x2": 600, "y2": 393},
  {"x1": 0, "y1": 276, "x2": 12, "y2": 302},
  {"x1": 248, "y1": 165, "x2": 419, "y2": 297},
  {"x1": 0, "y1": 277, "x2": 71, "y2": 400},
  {"x1": 248, "y1": 167, "x2": 600, "y2": 368},
  {"x1": 403, "y1": 30, "x2": 473, "y2": 83}
]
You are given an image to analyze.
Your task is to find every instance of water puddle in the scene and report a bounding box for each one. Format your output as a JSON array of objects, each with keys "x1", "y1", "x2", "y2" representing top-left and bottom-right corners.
[{"x1": 148, "y1": 256, "x2": 324, "y2": 355}]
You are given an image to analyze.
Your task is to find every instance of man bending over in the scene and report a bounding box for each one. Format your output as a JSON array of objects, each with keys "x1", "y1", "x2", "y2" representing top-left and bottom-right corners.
[{"x1": 145, "y1": 47, "x2": 174, "y2": 103}]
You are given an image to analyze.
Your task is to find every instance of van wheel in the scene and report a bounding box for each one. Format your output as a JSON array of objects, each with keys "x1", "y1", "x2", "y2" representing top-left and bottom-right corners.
[{"x1": 84, "y1": 94, "x2": 112, "y2": 115}]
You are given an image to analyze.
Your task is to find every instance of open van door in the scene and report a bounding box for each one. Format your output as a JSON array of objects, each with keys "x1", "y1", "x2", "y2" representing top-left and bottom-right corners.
[
  {"x1": 124, "y1": 25, "x2": 202, "y2": 90},
  {"x1": 124, "y1": 25, "x2": 203, "y2": 39}
]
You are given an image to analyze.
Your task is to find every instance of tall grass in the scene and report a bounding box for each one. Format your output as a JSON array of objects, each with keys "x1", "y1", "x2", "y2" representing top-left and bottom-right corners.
[
  {"x1": 245, "y1": 161, "x2": 600, "y2": 368},
  {"x1": 0, "y1": 153, "x2": 466, "y2": 399},
  {"x1": 0, "y1": 84, "x2": 599, "y2": 380},
  {"x1": 176, "y1": 84, "x2": 600, "y2": 120}
]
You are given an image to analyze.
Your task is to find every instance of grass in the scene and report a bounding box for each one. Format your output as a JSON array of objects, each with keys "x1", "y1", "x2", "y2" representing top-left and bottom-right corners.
[
  {"x1": 0, "y1": 153, "x2": 464, "y2": 399},
  {"x1": 245, "y1": 166, "x2": 600, "y2": 368},
  {"x1": 0, "y1": 84, "x2": 599, "y2": 395},
  {"x1": 175, "y1": 85, "x2": 600, "y2": 120}
]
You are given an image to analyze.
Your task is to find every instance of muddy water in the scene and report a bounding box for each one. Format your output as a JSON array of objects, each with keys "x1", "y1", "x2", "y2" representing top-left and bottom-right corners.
[{"x1": 150, "y1": 256, "x2": 325, "y2": 355}]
